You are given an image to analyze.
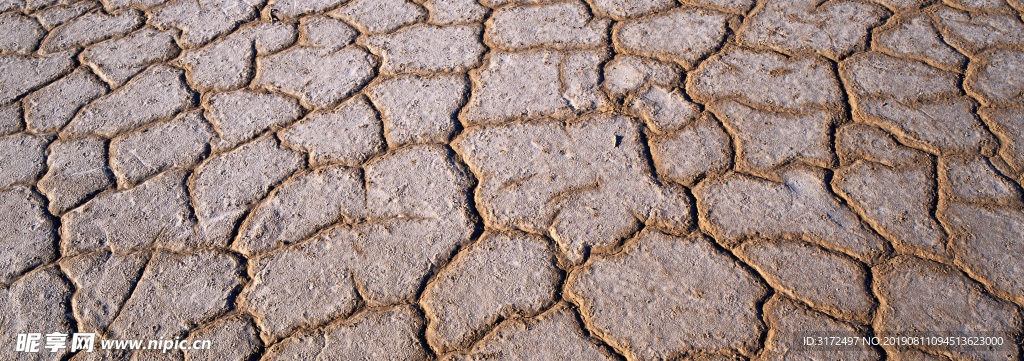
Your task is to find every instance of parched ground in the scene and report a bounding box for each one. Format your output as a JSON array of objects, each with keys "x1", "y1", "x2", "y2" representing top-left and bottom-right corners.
[{"x1": 1, "y1": 0, "x2": 1024, "y2": 360}]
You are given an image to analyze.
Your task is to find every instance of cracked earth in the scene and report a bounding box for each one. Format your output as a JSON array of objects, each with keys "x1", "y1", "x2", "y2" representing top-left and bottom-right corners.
[{"x1": 1, "y1": 0, "x2": 1024, "y2": 359}]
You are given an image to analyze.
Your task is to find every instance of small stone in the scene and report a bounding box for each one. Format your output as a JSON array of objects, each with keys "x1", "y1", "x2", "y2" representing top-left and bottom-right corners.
[
  {"x1": 299, "y1": 15, "x2": 356, "y2": 51},
  {"x1": 454, "y1": 113, "x2": 691, "y2": 265},
  {"x1": 603, "y1": 55, "x2": 680, "y2": 99},
  {"x1": 81, "y1": 27, "x2": 179, "y2": 87},
  {"x1": 184, "y1": 317, "x2": 261, "y2": 361},
  {"x1": 241, "y1": 235, "x2": 359, "y2": 341},
  {"x1": 278, "y1": 96, "x2": 383, "y2": 165},
  {"x1": 980, "y1": 107, "x2": 1024, "y2": 172},
  {"x1": 650, "y1": 115, "x2": 731, "y2": 186},
  {"x1": 931, "y1": 6, "x2": 1024, "y2": 56},
  {"x1": 759, "y1": 296, "x2": 881, "y2": 361},
  {"x1": 423, "y1": 0, "x2": 487, "y2": 25},
  {"x1": 626, "y1": 85, "x2": 700, "y2": 133},
  {"x1": 875, "y1": 256, "x2": 1021, "y2": 360},
  {"x1": 59, "y1": 251, "x2": 148, "y2": 333},
  {"x1": 0, "y1": 268, "x2": 73, "y2": 361},
  {"x1": 460, "y1": 50, "x2": 605, "y2": 124},
  {"x1": 0, "y1": 12, "x2": 43, "y2": 53},
  {"x1": 588, "y1": 0, "x2": 675, "y2": 18},
  {"x1": 255, "y1": 46, "x2": 376, "y2": 109},
  {"x1": 38, "y1": 136, "x2": 114, "y2": 214},
  {"x1": 109, "y1": 110, "x2": 215, "y2": 186},
  {"x1": 873, "y1": 14, "x2": 967, "y2": 71},
  {"x1": 38, "y1": 9, "x2": 143, "y2": 54},
  {"x1": 566, "y1": 231, "x2": 767, "y2": 359},
  {"x1": 834, "y1": 161, "x2": 947, "y2": 259},
  {"x1": 695, "y1": 168, "x2": 887, "y2": 264},
  {"x1": 739, "y1": 0, "x2": 888, "y2": 59},
  {"x1": 0, "y1": 186, "x2": 55, "y2": 284},
  {"x1": 0, "y1": 133, "x2": 48, "y2": 189},
  {"x1": 268, "y1": 0, "x2": 345, "y2": 18},
  {"x1": 108, "y1": 250, "x2": 241, "y2": 339},
  {"x1": 64, "y1": 65, "x2": 192, "y2": 138},
  {"x1": 940, "y1": 155, "x2": 1022, "y2": 206},
  {"x1": 836, "y1": 123, "x2": 930, "y2": 167},
  {"x1": 60, "y1": 169, "x2": 196, "y2": 255},
  {"x1": 421, "y1": 232, "x2": 560, "y2": 353},
  {"x1": 33, "y1": 1, "x2": 98, "y2": 30},
  {"x1": 0, "y1": 52, "x2": 73, "y2": 104},
  {"x1": 362, "y1": 24, "x2": 484, "y2": 75},
  {"x1": 709, "y1": 100, "x2": 836, "y2": 178},
  {"x1": 965, "y1": 48, "x2": 1024, "y2": 107},
  {"x1": 486, "y1": 1, "x2": 609, "y2": 50},
  {"x1": 233, "y1": 164, "x2": 364, "y2": 256},
  {"x1": 205, "y1": 90, "x2": 301, "y2": 149},
  {"x1": 446, "y1": 304, "x2": 617, "y2": 361},
  {"x1": 263, "y1": 306, "x2": 428, "y2": 360},
  {"x1": 735, "y1": 239, "x2": 874, "y2": 322},
  {"x1": 942, "y1": 203, "x2": 1024, "y2": 305},
  {"x1": 191, "y1": 135, "x2": 303, "y2": 246},
  {"x1": 331, "y1": 0, "x2": 426, "y2": 34},
  {"x1": 176, "y1": 22, "x2": 297, "y2": 92},
  {"x1": 366, "y1": 74, "x2": 465, "y2": 147},
  {"x1": 688, "y1": 47, "x2": 842, "y2": 110},
  {"x1": 24, "y1": 68, "x2": 107, "y2": 133},
  {"x1": 150, "y1": 0, "x2": 259, "y2": 48},
  {"x1": 615, "y1": 7, "x2": 730, "y2": 69}
]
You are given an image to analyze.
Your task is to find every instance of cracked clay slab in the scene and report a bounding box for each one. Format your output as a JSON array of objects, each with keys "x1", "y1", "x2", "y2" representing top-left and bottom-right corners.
[
  {"x1": 255, "y1": 46, "x2": 377, "y2": 109},
  {"x1": 738, "y1": 0, "x2": 888, "y2": 59},
  {"x1": 736, "y1": 239, "x2": 874, "y2": 323},
  {"x1": 614, "y1": 7, "x2": 731, "y2": 69},
  {"x1": 461, "y1": 49, "x2": 608, "y2": 124},
  {"x1": 263, "y1": 306, "x2": 428, "y2": 360},
  {"x1": 454, "y1": 113, "x2": 691, "y2": 266},
  {"x1": 0, "y1": 268, "x2": 73, "y2": 361},
  {"x1": 486, "y1": 1, "x2": 610, "y2": 50},
  {"x1": 421, "y1": 231, "x2": 560, "y2": 353},
  {"x1": 0, "y1": 186, "x2": 56, "y2": 284},
  {"x1": 190, "y1": 135, "x2": 304, "y2": 246},
  {"x1": 107, "y1": 250, "x2": 242, "y2": 340},
  {"x1": 362, "y1": 24, "x2": 485, "y2": 75},
  {"x1": 696, "y1": 168, "x2": 888, "y2": 264},
  {"x1": 444, "y1": 303, "x2": 617, "y2": 361},
  {"x1": 567, "y1": 230, "x2": 767, "y2": 359},
  {"x1": 874, "y1": 256, "x2": 1021, "y2": 360}
]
